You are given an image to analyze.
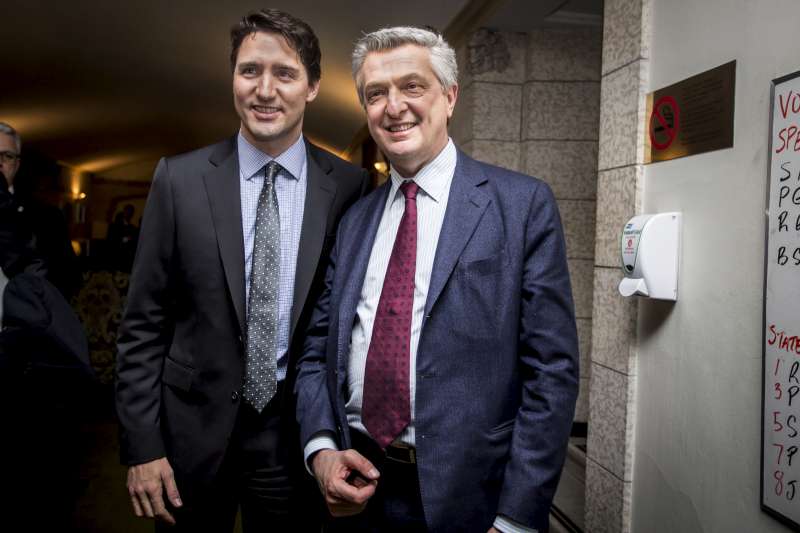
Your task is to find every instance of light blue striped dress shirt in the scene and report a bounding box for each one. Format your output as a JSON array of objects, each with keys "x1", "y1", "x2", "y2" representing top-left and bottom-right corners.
[{"x1": 238, "y1": 132, "x2": 307, "y2": 382}]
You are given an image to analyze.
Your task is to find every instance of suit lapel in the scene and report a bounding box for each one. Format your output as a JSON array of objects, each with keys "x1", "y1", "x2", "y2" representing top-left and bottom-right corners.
[
  {"x1": 203, "y1": 138, "x2": 246, "y2": 335},
  {"x1": 425, "y1": 152, "x2": 490, "y2": 315},
  {"x1": 337, "y1": 182, "x2": 391, "y2": 360},
  {"x1": 290, "y1": 142, "x2": 337, "y2": 341}
]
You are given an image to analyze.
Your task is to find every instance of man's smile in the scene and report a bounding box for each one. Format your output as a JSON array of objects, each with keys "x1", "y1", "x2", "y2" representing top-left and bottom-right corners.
[
  {"x1": 252, "y1": 104, "x2": 282, "y2": 117},
  {"x1": 385, "y1": 122, "x2": 416, "y2": 132}
]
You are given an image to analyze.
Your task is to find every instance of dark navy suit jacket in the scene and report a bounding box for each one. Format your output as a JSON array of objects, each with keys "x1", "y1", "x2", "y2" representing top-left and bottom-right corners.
[
  {"x1": 296, "y1": 149, "x2": 579, "y2": 532},
  {"x1": 116, "y1": 138, "x2": 367, "y2": 510}
]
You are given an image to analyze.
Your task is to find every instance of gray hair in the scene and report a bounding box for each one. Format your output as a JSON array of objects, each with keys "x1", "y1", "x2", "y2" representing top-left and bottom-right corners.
[
  {"x1": 352, "y1": 26, "x2": 458, "y2": 106},
  {"x1": 0, "y1": 123, "x2": 21, "y2": 152}
]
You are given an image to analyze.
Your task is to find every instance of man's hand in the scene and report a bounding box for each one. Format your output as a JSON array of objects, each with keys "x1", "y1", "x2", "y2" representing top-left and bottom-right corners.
[
  {"x1": 312, "y1": 449, "x2": 379, "y2": 516},
  {"x1": 488, "y1": 528, "x2": 501, "y2": 533},
  {"x1": 127, "y1": 457, "x2": 183, "y2": 525}
]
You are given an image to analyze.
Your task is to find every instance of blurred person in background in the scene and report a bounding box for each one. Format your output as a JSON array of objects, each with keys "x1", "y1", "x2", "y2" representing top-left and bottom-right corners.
[
  {"x1": 106, "y1": 203, "x2": 139, "y2": 271},
  {"x1": 0, "y1": 122, "x2": 80, "y2": 298},
  {"x1": 0, "y1": 163, "x2": 94, "y2": 530}
]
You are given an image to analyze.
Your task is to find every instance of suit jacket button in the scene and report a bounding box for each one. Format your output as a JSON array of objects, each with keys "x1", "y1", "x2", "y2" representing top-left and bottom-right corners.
[{"x1": 231, "y1": 391, "x2": 239, "y2": 402}]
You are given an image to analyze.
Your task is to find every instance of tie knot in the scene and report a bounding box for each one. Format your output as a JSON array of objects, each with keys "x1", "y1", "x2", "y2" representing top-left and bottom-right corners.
[
  {"x1": 400, "y1": 180, "x2": 419, "y2": 200},
  {"x1": 265, "y1": 160, "x2": 282, "y2": 182}
]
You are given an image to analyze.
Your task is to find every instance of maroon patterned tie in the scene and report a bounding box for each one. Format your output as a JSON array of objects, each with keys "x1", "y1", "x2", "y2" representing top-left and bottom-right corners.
[{"x1": 362, "y1": 180, "x2": 419, "y2": 449}]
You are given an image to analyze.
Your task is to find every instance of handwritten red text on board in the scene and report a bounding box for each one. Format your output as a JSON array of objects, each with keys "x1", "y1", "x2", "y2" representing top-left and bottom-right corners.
[{"x1": 776, "y1": 91, "x2": 800, "y2": 154}]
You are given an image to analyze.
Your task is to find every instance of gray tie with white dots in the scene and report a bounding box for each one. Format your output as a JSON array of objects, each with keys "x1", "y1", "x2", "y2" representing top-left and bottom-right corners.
[{"x1": 243, "y1": 160, "x2": 281, "y2": 412}]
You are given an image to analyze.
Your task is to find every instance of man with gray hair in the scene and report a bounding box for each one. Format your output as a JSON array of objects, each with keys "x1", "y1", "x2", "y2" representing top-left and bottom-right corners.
[
  {"x1": 0, "y1": 123, "x2": 29, "y2": 273},
  {"x1": 296, "y1": 26, "x2": 579, "y2": 532},
  {"x1": 0, "y1": 122, "x2": 78, "y2": 297},
  {"x1": 0, "y1": 122, "x2": 22, "y2": 192}
]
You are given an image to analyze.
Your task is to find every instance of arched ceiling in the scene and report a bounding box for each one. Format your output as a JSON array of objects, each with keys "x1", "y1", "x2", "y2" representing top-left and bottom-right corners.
[
  {"x1": 1, "y1": 0, "x2": 601, "y2": 181},
  {"x1": 2, "y1": 0, "x2": 470, "y2": 180}
]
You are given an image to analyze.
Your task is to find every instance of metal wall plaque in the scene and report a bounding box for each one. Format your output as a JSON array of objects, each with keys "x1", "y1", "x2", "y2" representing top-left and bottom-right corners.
[{"x1": 645, "y1": 60, "x2": 736, "y2": 163}]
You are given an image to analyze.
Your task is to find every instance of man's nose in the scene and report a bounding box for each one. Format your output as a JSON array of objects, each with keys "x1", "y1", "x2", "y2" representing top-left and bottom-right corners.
[
  {"x1": 256, "y1": 74, "x2": 276, "y2": 99},
  {"x1": 385, "y1": 90, "x2": 407, "y2": 117}
]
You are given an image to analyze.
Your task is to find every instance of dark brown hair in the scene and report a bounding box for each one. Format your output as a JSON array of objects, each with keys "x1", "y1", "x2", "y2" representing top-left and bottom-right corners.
[{"x1": 230, "y1": 9, "x2": 321, "y2": 84}]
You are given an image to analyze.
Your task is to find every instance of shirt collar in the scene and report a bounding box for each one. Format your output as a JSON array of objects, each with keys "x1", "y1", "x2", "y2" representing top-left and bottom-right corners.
[
  {"x1": 388, "y1": 138, "x2": 456, "y2": 203},
  {"x1": 237, "y1": 131, "x2": 306, "y2": 181}
]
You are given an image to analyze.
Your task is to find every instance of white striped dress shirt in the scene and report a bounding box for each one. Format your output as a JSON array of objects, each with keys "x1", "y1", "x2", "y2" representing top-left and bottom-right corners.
[
  {"x1": 238, "y1": 132, "x2": 307, "y2": 381},
  {"x1": 346, "y1": 139, "x2": 456, "y2": 447},
  {"x1": 304, "y1": 139, "x2": 456, "y2": 461}
]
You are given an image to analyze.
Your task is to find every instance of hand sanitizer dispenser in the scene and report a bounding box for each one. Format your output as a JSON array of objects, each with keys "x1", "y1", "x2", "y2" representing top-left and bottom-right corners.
[{"x1": 618, "y1": 212, "x2": 681, "y2": 301}]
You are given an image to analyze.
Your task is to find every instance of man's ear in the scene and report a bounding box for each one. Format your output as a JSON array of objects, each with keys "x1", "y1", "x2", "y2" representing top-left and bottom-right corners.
[
  {"x1": 306, "y1": 80, "x2": 320, "y2": 103},
  {"x1": 445, "y1": 83, "x2": 458, "y2": 118}
]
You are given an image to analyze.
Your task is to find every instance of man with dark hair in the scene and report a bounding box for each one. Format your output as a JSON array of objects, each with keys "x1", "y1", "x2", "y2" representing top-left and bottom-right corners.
[
  {"x1": 229, "y1": 9, "x2": 321, "y2": 83},
  {"x1": 116, "y1": 9, "x2": 367, "y2": 531}
]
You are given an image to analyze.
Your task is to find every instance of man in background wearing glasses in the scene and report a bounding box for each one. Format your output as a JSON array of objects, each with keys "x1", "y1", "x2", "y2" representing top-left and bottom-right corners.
[
  {"x1": 0, "y1": 123, "x2": 21, "y2": 193},
  {"x1": 0, "y1": 122, "x2": 78, "y2": 298},
  {"x1": 0, "y1": 121, "x2": 91, "y2": 531}
]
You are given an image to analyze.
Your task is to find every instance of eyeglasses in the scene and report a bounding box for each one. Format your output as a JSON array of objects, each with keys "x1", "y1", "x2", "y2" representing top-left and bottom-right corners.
[{"x1": 0, "y1": 151, "x2": 20, "y2": 163}]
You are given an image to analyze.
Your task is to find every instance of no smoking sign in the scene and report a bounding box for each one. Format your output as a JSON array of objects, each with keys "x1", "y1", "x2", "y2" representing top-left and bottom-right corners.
[
  {"x1": 649, "y1": 95, "x2": 680, "y2": 150},
  {"x1": 644, "y1": 61, "x2": 735, "y2": 163}
]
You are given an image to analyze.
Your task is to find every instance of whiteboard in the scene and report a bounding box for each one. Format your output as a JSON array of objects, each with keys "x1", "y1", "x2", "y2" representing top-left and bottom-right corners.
[{"x1": 763, "y1": 69, "x2": 800, "y2": 529}]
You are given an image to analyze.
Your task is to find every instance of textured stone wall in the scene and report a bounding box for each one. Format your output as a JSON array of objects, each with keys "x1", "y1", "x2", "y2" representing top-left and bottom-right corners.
[
  {"x1": 585, "y1": 0, "x2": 651, "y2": 531},
  {"x1": 452, "y1": 28, "x2": 525, "y2": 171}
]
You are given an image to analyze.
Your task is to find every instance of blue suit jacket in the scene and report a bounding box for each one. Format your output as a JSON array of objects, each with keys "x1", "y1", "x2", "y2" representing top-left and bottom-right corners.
[{"x1": 296, "y1": 149, "x2": 579, "y2": 532}]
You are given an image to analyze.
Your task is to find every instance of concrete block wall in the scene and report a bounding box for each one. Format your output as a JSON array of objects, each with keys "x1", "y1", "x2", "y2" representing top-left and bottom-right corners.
[{"x1": 585, "y1": 0, "x2": 651, "y2": 531}]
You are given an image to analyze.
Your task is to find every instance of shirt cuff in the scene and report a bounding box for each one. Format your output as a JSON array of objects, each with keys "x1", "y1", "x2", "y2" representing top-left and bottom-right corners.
[
  {"x1": 494, "y1": 515, "x2": 537, "y2": 533},
  {"x1": 303, "y1": 431, "x2": 339, "y2": 476}
]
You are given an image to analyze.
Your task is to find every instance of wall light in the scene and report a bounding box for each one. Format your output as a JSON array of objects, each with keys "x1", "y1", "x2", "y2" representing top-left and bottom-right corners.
[
  {"x1": 374, "y1": 161, "x2": 388, "y2": 173},
  {"x1": 63, "y1": 166, "x2": 89, "y2": 201}
]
